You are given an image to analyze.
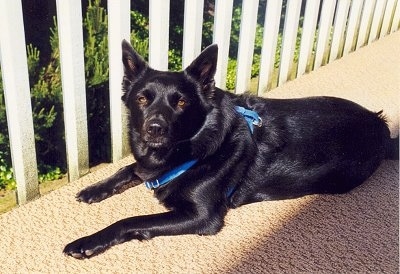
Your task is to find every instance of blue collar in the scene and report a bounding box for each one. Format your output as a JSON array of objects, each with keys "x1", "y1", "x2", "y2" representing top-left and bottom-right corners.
[
  {"x1": 145, "y1": 159, "x2": 198, "y2": 189},
  {"x1": 144, "y1": 106, "x2": 261, "y2": 190}
]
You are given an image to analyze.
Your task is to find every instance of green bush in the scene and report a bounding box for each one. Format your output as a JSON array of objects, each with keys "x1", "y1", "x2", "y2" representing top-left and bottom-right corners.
[
  {"x1": 29, "y1": 23, "x2": 65, "y2": 171},
  {"x1": 0, "y1": 0, "x2": 111, "y2": 189},
  {"x1": 0, "y1": 74, "x2": 16, "y2": 190},
  {"x1": 0, "y1": 151, "x2": 15, "y2": 190},
  {"x1": 84, "y1": 0, "x2": 109, "y2": 87},
  {"x1": 130, "y1": 10, "x2": 149, "y2": 59}
]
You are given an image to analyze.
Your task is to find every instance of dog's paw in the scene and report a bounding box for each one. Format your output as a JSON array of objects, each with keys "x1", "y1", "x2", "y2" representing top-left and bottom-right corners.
[
  {"x1": 75, "y1": 184, "x2": 112, "y2": 204},
  {"x1": 63, "y1": 236, "x2": 108, "y2": 259}
]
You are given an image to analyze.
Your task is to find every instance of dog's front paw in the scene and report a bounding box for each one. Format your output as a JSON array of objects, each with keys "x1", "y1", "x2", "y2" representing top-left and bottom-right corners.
[
  {"x1": 63, "y1": 236, "x2": 108, "y2": 259},
  {"x1": 75, "y1": 184, "x2": 112, "y2": 204}
]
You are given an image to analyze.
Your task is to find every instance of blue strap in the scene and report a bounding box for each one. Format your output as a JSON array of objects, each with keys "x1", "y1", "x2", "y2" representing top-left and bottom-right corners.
[
  {"x1": 145, "y1": 159, "x2": 198, "y2": 189},
  {"x1": 234, "y1": 106, "x2": 262, "y2": 133},
  {"x1": 144, "y1": 106, "x2": 262, "y2": 191}
]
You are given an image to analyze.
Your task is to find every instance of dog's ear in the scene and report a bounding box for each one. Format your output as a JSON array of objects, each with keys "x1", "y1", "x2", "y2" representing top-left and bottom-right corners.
[
  {"x1": 184, "y1": 44, "x2": 218, "y2": 92},
  {"x1": 122, "y1": 39, "x2": 148, "y2": 81}
]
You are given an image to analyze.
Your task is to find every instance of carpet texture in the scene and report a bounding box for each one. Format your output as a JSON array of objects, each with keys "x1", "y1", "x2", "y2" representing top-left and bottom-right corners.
[{"x1": 0, "y1": 32, "x2": 399, "y2": 273}]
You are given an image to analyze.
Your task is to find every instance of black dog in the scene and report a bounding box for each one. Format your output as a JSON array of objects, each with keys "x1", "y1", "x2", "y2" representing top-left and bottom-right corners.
[{"x1": 63, "y1": 40, "x2": 398, "y2": 259}]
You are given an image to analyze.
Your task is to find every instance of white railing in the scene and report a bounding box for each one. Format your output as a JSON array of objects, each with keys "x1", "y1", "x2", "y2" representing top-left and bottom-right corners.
[{"x1": 0, "y1": 0, "x2": 399, "y2": 204}]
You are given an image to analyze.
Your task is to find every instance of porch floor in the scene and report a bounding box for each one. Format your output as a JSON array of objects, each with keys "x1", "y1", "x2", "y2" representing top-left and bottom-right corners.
[{"x1": 1, "y1": 32, "x2": 398, "y2": 273}]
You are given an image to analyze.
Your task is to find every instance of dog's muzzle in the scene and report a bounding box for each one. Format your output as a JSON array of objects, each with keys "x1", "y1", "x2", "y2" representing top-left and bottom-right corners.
[{"x1": 143, "y1": 118, "x2": 170, "y2": 148}]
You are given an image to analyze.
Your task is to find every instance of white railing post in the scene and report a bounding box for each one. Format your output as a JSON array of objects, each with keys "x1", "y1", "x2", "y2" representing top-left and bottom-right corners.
[
  {"x1": 278, "y1": 0, "x2": 302, "y2": 85},
  {"x1": 149, "y1": 0, "x2": 170, "y2": 70},
  {"x1": 0, "y1": 0, "x2": 40, "y2": 204},
  {"x1": 108, "y1": 0, "x2": 131, "y2": 162},
  {"x1": 380, "y1": 0, "x2": 397, "y2": 37},
  {"x1": 390, "y1": 0, "x2": 400, "y2": 33},
  {"x1": 257, "y1": 0, "x2": 283, "y2": 94},
  {"x1": 329, "y1": 0, "x2": 351, "y2": 63},
  {"x1": 368, "y1": 0, "x2": 388, "y2": 43},
  {"x1": 356, "y1": 0, "x2": 377, "y2": 49},
  {"x1": 297, "y1": 0, "x2": 320, "y2": 76},
  {"x1": 235, "y1": 0, "x2": 259, "y2": 94},
  {"x1": 56, "y1": 0, "x2": 89, "y2": 181},
  {"x1": 213, "y1": 0, "x2": 234, "y2": 90},
  {"x1": 313, "y1": 0, "x2": 337, "y2": 69},
  {"x1": 182, "y1": 0, "x2": 204, "y2": 68},
  {"x1": 342, "y1": 0, "x2": 363, "y2": 55}
]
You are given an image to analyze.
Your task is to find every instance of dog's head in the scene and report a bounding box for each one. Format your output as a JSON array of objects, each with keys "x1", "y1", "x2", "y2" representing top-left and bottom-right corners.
[{"x1": 121, "y1": 40, "x2": 218, "y2": 151}]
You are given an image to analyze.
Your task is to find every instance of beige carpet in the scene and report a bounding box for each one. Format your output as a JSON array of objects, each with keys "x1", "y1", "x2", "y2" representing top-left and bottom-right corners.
[{"x1": 0, "y1": 32, "x2": 399, "y2": 273}]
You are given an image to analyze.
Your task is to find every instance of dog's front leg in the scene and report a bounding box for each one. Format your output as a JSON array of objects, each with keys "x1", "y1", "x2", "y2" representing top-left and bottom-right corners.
[
  {"x1": 63, "y1": 210, "x2": 223, "y2": 259},
  {"x1": 76, "y1": 163, "x2": 142, "y2": 204}
]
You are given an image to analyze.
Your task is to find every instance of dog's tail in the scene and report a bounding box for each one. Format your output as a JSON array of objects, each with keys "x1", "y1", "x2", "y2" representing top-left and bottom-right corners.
[
  {"x1": 376, "y1": 111, "x2": 399, "y2": 160},
  {"x1": 385, "y1": 136, "x2": 399, "y2": 160}
]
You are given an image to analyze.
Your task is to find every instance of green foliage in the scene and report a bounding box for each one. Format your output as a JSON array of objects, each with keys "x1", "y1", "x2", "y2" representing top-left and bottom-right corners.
[
  {"x1": 0, "y1": 72, "x2": 7, "y2": 157},
  {"x1": 168, "y1": 48, "x2": 183, "y2": 71},
  {"x1": 0, "y1": 0, "x2": 113, "y2": 189},
  {"x1": 129, "y1": 9, "x2": 181, "y2": 71},
  {"x1": 84, "y1": 0, "x2": 109, "y2": 87},
  {"x1": 130, "y1": 10, "x2": 149, "y2": 59},
  {"x1": 226, "y1": 59, "x2": 237, "y2": 91},
  {"x1": 201, "y1": 11, "x2": 214, "y2": 49},
  {"x1": 0, "y1": 152, "x2": 15, "y2": 190},
  {"x1": 83, "y1": 0, "x2": 111, "y2": 164},
  {"x1": 30, "y1": 19, "x2": 65, "y2": 171},
  {"x1": 38, "y1": 166, "x2": 62, "y2": 183},
  {"x1": 228, "y1": 6, "x2": 243, "y2": 58},
  {"x1": 27, "y1": 44, "x2": 40, "y2": 79},
  {"x1": 0, "y1": 72, "x2": 12, "y2": 190}
]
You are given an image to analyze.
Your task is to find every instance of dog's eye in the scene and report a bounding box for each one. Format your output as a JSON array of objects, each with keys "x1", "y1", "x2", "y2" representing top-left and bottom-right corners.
[
  {"x1": 177, "y1": 99, "x2": 186, "y2": 108},
  {"x1": 137, "y1": 96, "x2": 148, "y2": 105}
]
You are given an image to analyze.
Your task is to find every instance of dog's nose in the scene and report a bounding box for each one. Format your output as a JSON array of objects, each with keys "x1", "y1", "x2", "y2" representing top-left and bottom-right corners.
[{"x1": 146, "y1": 122, "x2": 167, "y2": 137}]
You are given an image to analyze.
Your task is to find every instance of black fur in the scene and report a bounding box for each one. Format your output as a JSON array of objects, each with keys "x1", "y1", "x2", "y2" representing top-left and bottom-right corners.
[{"x1": 63, "y1": 40, "x2": 398, "y2": 259}]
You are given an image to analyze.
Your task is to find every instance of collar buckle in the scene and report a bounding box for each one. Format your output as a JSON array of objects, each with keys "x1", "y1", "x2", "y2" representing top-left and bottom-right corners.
[
  {"x1": 253, "y1": 116, "x2": 262, "y2": 127},
  {"x1": 145, "y1": 179, "x2": 160, "y2": 189}
]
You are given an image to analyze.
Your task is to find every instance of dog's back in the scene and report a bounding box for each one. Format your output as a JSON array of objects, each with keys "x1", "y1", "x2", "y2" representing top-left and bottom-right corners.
[{"x1": 228, "y1": 95, "x2": 395, "y2": 206}]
